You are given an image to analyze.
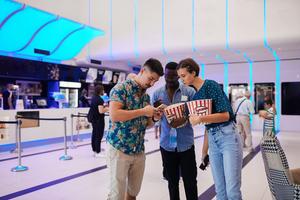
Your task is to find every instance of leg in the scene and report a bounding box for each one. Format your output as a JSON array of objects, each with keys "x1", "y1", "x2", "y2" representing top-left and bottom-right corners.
[
  {"x1": 127, "y1": 152, "x2": 146, "y2": 199},
  {"x1": 98, "y1": 120, "x2": 105, "y2": 152},
  {"x1": 207, "y1": 130, "x2": 228, "y2": 200},
  {"x1": 180, "y1": 146, "x2": 198, "y2": 200},
  {"x1": 220, "y1": 124, "x2": 243, "y2": 200},
  {"x1": 91, "y1": 122, "x2": 97, "y2": 152},
  {"x1": 93, "y1": 121, "x2": 102, "y2": 153},
  {"x1": 107, "y1": 144, "x2": 131, "y2": 200},
  {"x1": 160, "y1": 147, "x2": 168, "y2": 180},
  {"x1": 241, "y1": 116, "x2": 252, "y2": 149},
  {"x1": 161, "y1": 147, "x2": 180, "y2": 200},
  {"x1": 236, "y1": 117, "x2": 245, "y2": 147}
]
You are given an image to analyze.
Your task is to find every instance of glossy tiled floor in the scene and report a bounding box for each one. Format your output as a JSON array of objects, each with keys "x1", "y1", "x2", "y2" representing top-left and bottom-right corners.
[{"x1": 0, "y1": 126, "x2": 299, "y2": 200}]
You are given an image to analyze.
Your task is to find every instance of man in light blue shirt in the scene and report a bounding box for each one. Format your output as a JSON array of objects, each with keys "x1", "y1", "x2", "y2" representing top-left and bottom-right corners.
[{"x1": 152, "y1": 62, "x2": 197, "y2": 200}]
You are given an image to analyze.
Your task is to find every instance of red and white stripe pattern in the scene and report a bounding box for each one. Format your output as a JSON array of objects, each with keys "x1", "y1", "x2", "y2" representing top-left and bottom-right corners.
[
  {"x1": 186, "y1": 99, "x2": 212, "y2": 116},
  {"x1": 164, "y1": 103, "x2": 186, "y2": 122}
]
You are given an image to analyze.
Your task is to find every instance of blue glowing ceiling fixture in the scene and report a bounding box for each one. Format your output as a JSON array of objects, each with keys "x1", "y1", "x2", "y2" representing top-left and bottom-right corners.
[
  {"x1": 134, "y1": 0, "x2": 139, "y2": 58},
  {"x1": 225, "y1": 0, "x2": 254, "y2": 123},
  {"x1": 109, "y1": 0, "x2": 113, "y2": 59},
  {"x1": 0, "y1": 0, "x2": 104, "y2": 61},
  {"x1": 216, "y1": 54, "x2": 229, "y2": 96},
  {"x1": 264, "y1": 0, "x2": 280, "y2": 132},
  {"x1": 161, "y1": 0, "x2": 167, "y2": 56}
]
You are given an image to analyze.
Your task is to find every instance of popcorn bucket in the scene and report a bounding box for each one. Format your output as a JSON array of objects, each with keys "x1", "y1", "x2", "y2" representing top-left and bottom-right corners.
[
  {"x1": 164, "y1": 103, "x2": 187, "y2": 127},
  {"x1": 186, "y1": 99, "x2": 212, "y2": 116}
]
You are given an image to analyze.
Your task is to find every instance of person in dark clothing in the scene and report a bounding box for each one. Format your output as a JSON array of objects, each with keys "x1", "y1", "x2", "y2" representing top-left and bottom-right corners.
[
  {"x1": 79, "y1": 89, "x2": 90, "y2": 107},
  {"x1": 3, "y1": 84, "x2": 15, "y2": 110},
  {"x1": 88, "y1": 85, "x2": 109, "y2": 157}
]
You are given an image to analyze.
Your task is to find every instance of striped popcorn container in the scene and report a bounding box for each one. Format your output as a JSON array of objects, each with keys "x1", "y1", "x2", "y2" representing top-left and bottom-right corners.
[
  {"x1": 186, "y1": 99, "x2": 212, "y2": 117},
  {"x1": 164, "y1": 103, "x2": 186, "y2": 124}
]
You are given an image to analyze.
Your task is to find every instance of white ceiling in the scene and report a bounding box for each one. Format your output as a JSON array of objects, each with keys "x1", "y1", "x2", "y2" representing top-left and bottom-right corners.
[{"x1": 17, "y1": 0, "x2": 300, "y2": 71}]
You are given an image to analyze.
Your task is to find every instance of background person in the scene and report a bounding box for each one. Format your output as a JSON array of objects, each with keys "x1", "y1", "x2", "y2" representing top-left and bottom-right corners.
[
  {"x1": 234, "y1": 91, "x2": 255, "y2": 152},
  {"x1": 87, "y1": 85, "x2": 108, "y2": 157}
]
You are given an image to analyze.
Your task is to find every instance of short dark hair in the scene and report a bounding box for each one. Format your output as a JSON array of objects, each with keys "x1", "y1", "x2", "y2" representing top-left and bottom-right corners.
[
  {"x1": 144, "y1": 58, "x2": 164, "y2": 76},
  {"x1": 177, "y1": 58, "x2": 199, "y2": 77},
  {"x1": 94, "y1": 85, "x2": 104, "y2": 96},
  {"x1": 165, "y1": 62, "x2": 178, "y2": 70},
  {"x1": 264, "y1": 99, "x2": 273, "y2": 106}
]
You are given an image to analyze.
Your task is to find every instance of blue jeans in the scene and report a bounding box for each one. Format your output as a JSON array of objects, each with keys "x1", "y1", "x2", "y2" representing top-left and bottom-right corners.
[{"x1": 207, "y1": 122, "x2": 243, "y2": 200}]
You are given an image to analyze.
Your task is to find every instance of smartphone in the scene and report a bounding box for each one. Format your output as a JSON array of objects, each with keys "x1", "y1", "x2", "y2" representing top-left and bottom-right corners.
[{"x1": 157, "y1": 104, "x2": 167, "y2": 110}]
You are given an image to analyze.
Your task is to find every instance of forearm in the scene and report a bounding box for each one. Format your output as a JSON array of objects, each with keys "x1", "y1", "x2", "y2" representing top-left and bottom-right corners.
[
  {"x1": 110, "y1": 108, "x2": 144, "y2": 122},
  {"x1": 199, "y1": 112, "x2": 230, "y2": 124},
  {"x1": 202, "y1": 131, "x2": 209, "y2": 155}
]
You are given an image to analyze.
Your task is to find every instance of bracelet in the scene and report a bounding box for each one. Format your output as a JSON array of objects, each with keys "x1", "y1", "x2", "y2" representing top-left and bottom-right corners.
[{"x1": 152, "y1": 116, "x2": 159, "y2": 122}]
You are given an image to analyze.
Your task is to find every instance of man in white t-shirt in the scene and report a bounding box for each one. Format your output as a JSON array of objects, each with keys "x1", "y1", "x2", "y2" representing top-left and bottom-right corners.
[{"x1": 234, "y1": 91, "x2": 255, "y2": 152}]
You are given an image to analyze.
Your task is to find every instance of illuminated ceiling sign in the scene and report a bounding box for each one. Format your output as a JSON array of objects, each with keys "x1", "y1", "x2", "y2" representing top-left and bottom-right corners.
[{"x1": 0, "y1": 0, "x2": 105, "y2": 61}]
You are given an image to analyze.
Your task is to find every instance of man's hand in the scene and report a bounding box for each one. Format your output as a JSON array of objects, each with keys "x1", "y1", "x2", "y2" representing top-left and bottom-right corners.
[
  {"x1": 153, "y1": 99, "x2": 163, "y2": 108},
  {"x1": 170, "y1": 118, "x2": 187, "y2": 128},
  {"x1": 153, "y1": 108, "x2": 163, "y2": 121},
  {"x1": 142, "y1": 105, "x2": 155, "y2": 117}
]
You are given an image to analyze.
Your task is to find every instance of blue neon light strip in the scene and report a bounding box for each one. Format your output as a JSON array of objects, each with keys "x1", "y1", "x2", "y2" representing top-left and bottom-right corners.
[
  {"x1": 109, "y1": 0, "x2": 113, "y2": 59},
  {"x1": 192, "y1": 0, "x2": 196, "y2": 52},
  {"x1": 161, "y1": 0, "x2": 167, "y2": 55},
  {"x1": 264, "y1": 0, "x2": 281, "y2": 131},
  {"x1": 134, "y1": 0, "x2": 139, "y2": 58},
  {"x1": 225, "y1": 0, "x2": 254, "y2": 124},
  {"x1": 225, "y1": 0, "x2": 229, "y2": 49},
  {"x1": 201, "y1": 63, "x2": 205, "y2": 79},
  {"x1": 216, "y1": 54, "x2": 229, "y2": 96}
]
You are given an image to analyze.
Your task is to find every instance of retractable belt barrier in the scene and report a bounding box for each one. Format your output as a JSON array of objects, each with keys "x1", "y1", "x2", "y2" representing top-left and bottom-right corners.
[
  {"x1": 70, "y1": 113, "x2": 88, "y2": 148},
  {"x1": 16, "y1": 115, "x2": 72, "y2": 162},
  {"x1": 0, "y1": 120, "x2": 28, "y2": 172}
]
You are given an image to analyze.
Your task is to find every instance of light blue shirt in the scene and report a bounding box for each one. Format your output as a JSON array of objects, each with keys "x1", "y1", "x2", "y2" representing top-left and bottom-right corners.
[{"x1": 152, "y1": 84, "x2": 196, "y2": 152}]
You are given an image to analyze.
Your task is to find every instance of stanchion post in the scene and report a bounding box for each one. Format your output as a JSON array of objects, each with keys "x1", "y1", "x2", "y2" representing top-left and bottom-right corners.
[
  {"x1": 11, "y1": 119, "x2": 28, "y2": 172},
  {"x1": 69, "y1": 114, "x2": 76, "y2": 149},
  {"x1": 10, "y1": 115, "x2": 23, "y2": 153},
  {"x1": 59, "y1": 117, "x2": 72, "y2": 161}
]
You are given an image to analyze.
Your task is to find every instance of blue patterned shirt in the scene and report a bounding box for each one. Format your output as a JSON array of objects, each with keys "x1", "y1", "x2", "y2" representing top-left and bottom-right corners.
[
  {"x1": 107, "y1": 79, "x2": 150, "y2": 155},
  {"x1": 152, "y1": 84, "x2": 196, "y2": 152},
  {"x1": 193, "y1": 79, "x2": 234, "y2": 128}
]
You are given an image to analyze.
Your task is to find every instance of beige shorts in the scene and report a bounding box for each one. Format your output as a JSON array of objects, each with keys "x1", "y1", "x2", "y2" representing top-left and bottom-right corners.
[{"x1": 107, "y1": 144, "x2": 146, "y2": 200}]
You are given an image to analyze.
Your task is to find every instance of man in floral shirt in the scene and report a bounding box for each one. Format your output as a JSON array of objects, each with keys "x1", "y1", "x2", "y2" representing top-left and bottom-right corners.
[{"x1": 107, "y1": 58, "x2": 164, "y2": 200}]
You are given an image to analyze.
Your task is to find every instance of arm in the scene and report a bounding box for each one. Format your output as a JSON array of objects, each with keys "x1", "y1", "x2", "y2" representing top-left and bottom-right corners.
[
  {"x1": 202, "y1": 130, "x2": 209, "y2": 158},
  {"x1": 259, "y1": 110, "x2": 274, "y2": 119},
  {"x1": 98, "y1": 105, "x2": 109, "y2": 114},
  {"x1": 189, "y1": 112, "x2": 230, "y2": 126},
  {"x1": 109, "y1": 101, "x2": 154, "y2": 122}
]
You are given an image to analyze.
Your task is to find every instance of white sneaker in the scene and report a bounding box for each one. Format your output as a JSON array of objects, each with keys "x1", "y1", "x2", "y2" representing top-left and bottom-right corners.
[{"x1": 94, "y1": 152, "x2": 106, "y2": 158}]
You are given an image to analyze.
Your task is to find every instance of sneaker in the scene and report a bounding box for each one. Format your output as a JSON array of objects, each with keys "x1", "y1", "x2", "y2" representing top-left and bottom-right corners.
[{"x1": 94, "y1": 152, "x2": 106, "y2": 158}]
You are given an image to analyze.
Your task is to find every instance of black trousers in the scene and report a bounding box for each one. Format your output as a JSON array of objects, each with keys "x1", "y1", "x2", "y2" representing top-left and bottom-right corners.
[
  {"x1": 160, "y1": 146, "x2": 198, "y2": 200},
  {"x1": 91, "y1": 119, "x2": 105, "y2": 153}
]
